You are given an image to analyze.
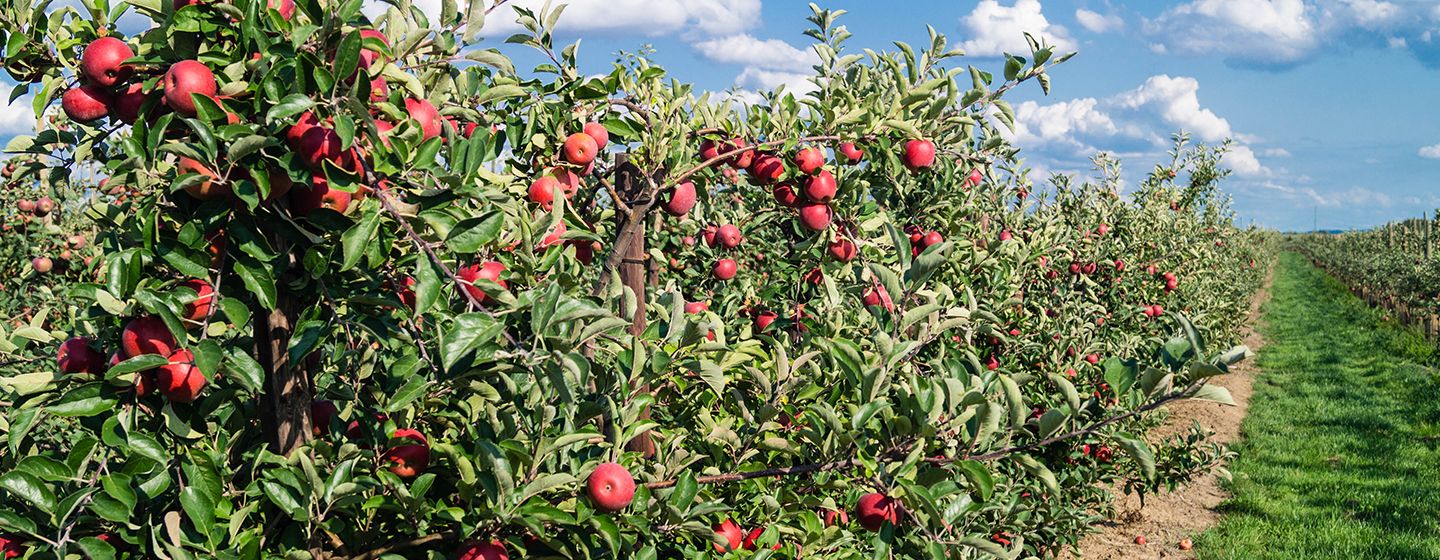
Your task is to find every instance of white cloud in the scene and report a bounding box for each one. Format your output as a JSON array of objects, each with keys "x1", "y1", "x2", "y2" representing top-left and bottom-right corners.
[
  {"x1": 1075, "y1": 9, "x2": 1124, "y2": 33},
  {"x1": 1145, "y1": 0, "x2": 1440, "y2": 68},
  {"x1": 693, "y1": 34, "x2": 818, "y2": 72},
  {"x1": 959, "y1": 0, "x2": 1075, "y2": 57},
  {"x1": 1007, "y1": 74, "x2": 1272, "y2": 177},
  {"x1": 734, "y1": 68, "x2": 817, "y2": 95},
  {"x1": 1420, "y1": 143, "x2": 1440, "y2": 158},
  {"x1": 1262, "y1": 147, "x2": 1292, "y2": 157},
  {"x1": 0, "y1": 96, "x2": 36, "y2": 136}
]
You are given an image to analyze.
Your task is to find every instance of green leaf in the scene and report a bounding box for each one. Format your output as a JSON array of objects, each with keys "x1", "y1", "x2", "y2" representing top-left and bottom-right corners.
[
  {"x1": 953, "y1": 459, "x2": 994, "y2": 501},
  {"x1": 1190, "y1": 384, "x2": 1236, "y2": 406},
  {"x1": 445, "y1": 212, "x2": 504, "y2": 253},
  {"x1": 383, "y1": 374, "x2": 431, "y2": 413},
  {"x1": 1114, "y1": 435, "x2": 1157, "y2": 480},
  {"x1": 440, "y1": 313, "x2": 503, "y2": 371},
  {"x1": 223, "y1": 347, "x2": 264, "y2": 392},
  {"x1": 341, "y1": 204, "x2": 382, "y2": 271},
  {"x1": 266, "y1": 93, "x2": 314, "y2": 123},
  {"x1": 0, "y1": 471, "x2": 57, "y2": 511},
  {"x1": 228, "y1": 134, "x2": 274, "y2": 162},
  {"x1": 475, "y1": 84, "x2": 526, "y2": 106}
]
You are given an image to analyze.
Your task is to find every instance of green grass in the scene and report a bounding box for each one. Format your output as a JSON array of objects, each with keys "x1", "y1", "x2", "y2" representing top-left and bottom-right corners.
[{"x1": 1198, "y1": 252, "x2": 1440, "y2": 559}]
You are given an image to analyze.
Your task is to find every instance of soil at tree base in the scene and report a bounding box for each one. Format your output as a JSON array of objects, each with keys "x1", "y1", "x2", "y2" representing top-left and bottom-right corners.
[{"x1": 1068, "y1": 260, "x2": 1272, "y2": 559}]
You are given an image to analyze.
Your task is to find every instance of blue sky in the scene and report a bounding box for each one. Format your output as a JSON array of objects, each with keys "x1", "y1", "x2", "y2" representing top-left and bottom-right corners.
[{"x1": 9, "y1": 0, "x2": 1440, "y2": 231}]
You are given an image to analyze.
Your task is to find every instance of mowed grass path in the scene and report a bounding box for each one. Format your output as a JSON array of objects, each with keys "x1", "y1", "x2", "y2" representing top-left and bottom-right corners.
[{"x1": 1199, "y1": 252, "x2": 1440, "y2": 559}]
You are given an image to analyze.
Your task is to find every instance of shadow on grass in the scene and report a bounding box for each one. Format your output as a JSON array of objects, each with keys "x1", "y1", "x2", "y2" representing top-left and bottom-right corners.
[{"x1": 1198, "y1": 252, "x2": 1440, "y2": 560}]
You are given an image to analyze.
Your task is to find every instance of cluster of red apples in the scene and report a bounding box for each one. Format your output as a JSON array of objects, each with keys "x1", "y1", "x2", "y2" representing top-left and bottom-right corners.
[{"x1": 56, "y1": 283, "x2": 213, "y2": 404}]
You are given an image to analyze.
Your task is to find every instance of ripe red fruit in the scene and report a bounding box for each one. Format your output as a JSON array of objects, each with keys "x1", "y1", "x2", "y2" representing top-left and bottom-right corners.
[
  {"x1": 716, "y1": 224, "x2": 742, "y2": 249},
  {"x1": 177, "y1": 157, "x2": 230, "y2": 200},
  {"x1": 383, "y1": 442, "x2": 430, "y2": 478},
  {"x1": 838, "y1": 141, "x2": 864, "y2": 164},
  {"x1": 583, "y1": 122, "x2": 609, "y2": 149},
  {"x1": 797, "y1": 203, "x2": 833, "y2": 231},
  {"x1": 712, "y1": 259, "x2": 738, "y2": 281},
  {"x1": 999, "y1": 230, "x2": 1013, "y2": 242},
  {"x1": 1134, "y1": 535, "x2": 1147, "y2": 545},
  {"x1": 753, "y1": 310, "x2": 778, "y2": 331},
  {"x1": 586, "y1": 462, "x2": 636, "y2": 512},
  {"x1": 663, "y1": 181, "x2": 697, "y2": 216},
  {"x1": 58, "y1": 337, "x2": 105, "y2": 374},
  {"x1": 794, "y1": 146, "x2": 825, "y2": 174},
  {"x1": 156, "y1": 348, "x2": 207, "y2": 402},
  {"x1": 856, "y1": 493, "x2": 899, "y2": 531},
  {"x1": 747, "y1": 153, "x2": 784, "y2": 185},
  {"x1": 684, "y1": 301, "x2": 709, "y2": 314},
  {"x1": 163, "y1": 60, "x2": 217, "y2": 117},
  {"x1": 823, "y1": 509, "x2": 849, "y2": 527},
  {"x1": 61, "y1": 85, "x2": 111, "y2": 122},
  {"x1": 528, "y1": 175, "x2": 561, "y2": 210},
  {"x1": 358, "y1": 30, "x2": 389, "y2": 68},
  {"x1": 30, "y1": 257, "x2": 53, "y2": 274},
  {"x1": 268, "y1": 0, "x2": 295, "y2": 18},
  {"x1": 16, "y1": 200, "x2": 34, "y2": 213},
  {"x1": 742, "y1": 527, "x2": 782, "y2": 551},
  {"x1": 771, "y1": 183, "x2": 800, "y2": 207},
  {"x1": 457, "y1": 261, "x2": 507, "y2": 303},
  {"x1": 802, "y1": 169, "x2": 837, "y2": 203},
  {"x1": 862, "y1": 284, "x2": 895, "y2": 311},
  {"x1": 121, "y1": 315, "x2": 177, "y2": 358},
  {"x1": 290, "y1": 176, "x2": 352, "y2": 215},
  {"x1": 1084, "y1": 354, "x2": 1100, "y2": 365},
  {"x1": 712, "y1": 519, "x2": 744, "y2": 553},
  {"x1": 919, "y1": 231, "x2": 943, "y2": 250},
  {"x1": 0, "y1": 536, "x2": 26, "y2": 558},
  {"x1": 81, "y1": 37, "x2": 135, "y2": 87},
  {"x1": 539, "y1": 222, "x2": 567, "y2": 248},
  {"x1": 311, "y1": 400, "x2": 338, "y2": 436},
  {"x1": 457, "y1": 540, "x2": 509, "y2": 560},
  {"x1": 1178, "y1": 538, "x2": 1193, "y2": 550},
  {"x1": 828, "y1": 237, "x2": 857, "y2": 262},
  {"x1": 725, "y1": 138, "x2": 754, "y2": 169},
  {"x1": 563, "y1": 133, "x2": 599, "y2": 165},
  {"x1": 966, "y1": 167, "x2": 983, "y2": 186},
  {"x1": 179, "y1": 279, "x2": 216, "y2": 322},
  {"x1": 404, "y1": 98, "x2": 442, "y2": 140},
  {"x1": 699, "y1": 139, "x2": 722, "y2": 161},
  {"x1": 297, "y1": 126, "x2": 343, "y2": 171},
  {"x1": 902, "y1": 139, "x2": 936, "y2": 171},
  {"x1": 35, "y1": 197, "x2": 54, "y2": 215}
]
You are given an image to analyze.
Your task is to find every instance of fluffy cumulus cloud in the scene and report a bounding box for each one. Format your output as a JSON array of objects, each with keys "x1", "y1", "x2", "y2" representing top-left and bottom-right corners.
[
  {"x1": 1420, "y1": 143, "x2": 1440, "y2": 159},
  {"x1": 959, "y1": 0, "x2": 1075, "y2": 57},
  {"x1": 692, "y1": 34, "x2": 818, "y2": 73},
  {"x1": 0, "y1": 96, "x2": 36, "y2": 136},
  {"x1": 1009, "y1": 75, "x2": 1272, "y2": 176},
  {"x1": 1144, "y1": 0, "x2": 1440, "y2": 68},
  {"x1": 1074, "y1": 8, "x2": 1124, "y2": 34}
]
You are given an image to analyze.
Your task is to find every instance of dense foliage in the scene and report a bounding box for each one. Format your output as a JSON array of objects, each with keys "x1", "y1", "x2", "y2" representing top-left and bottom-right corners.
[
  {"x1": 1295, "y1": 217, "x2": 1440, "y2": 323},
  {"x1": 0, "y1": 0, "x2": 1265, "y2": 558}
]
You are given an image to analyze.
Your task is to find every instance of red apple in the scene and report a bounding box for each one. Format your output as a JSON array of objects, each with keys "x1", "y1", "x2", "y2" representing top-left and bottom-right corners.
[
  {"x1": 712, "y1": 258, "x2": 738, "y2": 281},
  {"x1": 34, "y1": 198, "x2": 53, "y2": 215},
  {"x1": 583, "y1": 122, "x2": 609, "y2": 149},
  {"x1": 112, "y1": 83, "x2": 148, "y2": 123},
  {"x1": 771, "y1": 183, "x2": 800, "y2": 207},
  {"x1": 311, "y1": 400, "x2": 338, "y2": 436},
  {"x1": 683, "y1": 301, "x2": 709, "y2": 314},
  {"x1": 663, "y1": 181, "x2": 697, "y2": 217},
  {"x1": 61, "y1": 85, "x2": 111, "y2": 122},
  {"x1": 562, "y1": 132, "x2": 599, "y2": 165},
  {"x1": 528, "y1": 175, "x2": 561, "y2": 210},
  {"x1": 862, "y1": 284, "x2": 895, "y2": 311},
  {"x1": 163, "y1": 60, "x2": 217, "y2": 117},
  {"x1": 457, "y1": 261, "x2": 506, "y2": 303},
  {"x1": 30, "y1": 257, "x2": 53, "y2": 274},
  {"x1": 358, "y1": 30, "x2": 389, "y2": 69},
  {"x1": 404, "y1": 98, "x2": 441, "y2": 140},
  {"x1": 802, "y1": 169, "x2": 836, "y2": 203},
  {"x1": 539, "y1": 222, "x2": 567, "y2": 248},
  {"x1": 156, "y1": 348, "x2": 207, "y2": 402},
  {"x1": 855, "y1": 492, "x2": 898, "y2": 531},
  {"x1": 297, "y1": 126, "x2": 343, "y2": 171},
  {"x1": 121, "y1": 315, "x2": 177, "y2": 358},
  {"x1": 80, "y1": 37, "x2": 135, "y2": 87},
  {"x1": 966, "y1": 167, "x2": 983, "y2": 186},
  {"x1": 701, "y1": 224, "x2": 718, "y2": 247},
  {"x1": 838, "y1": 141, "x2": 863, "y2": 164},
  {"x1": 919, "y1": 231, "x2": 943, "y2": 250},
  {"x1": 383, "y1": 442, "x2": 429, "y2": 478},
  {"x1": 268, "y1": 0, "x2": 295, "y2": 18},
  {"x1": 749, "y1": 154, "x2": 784, "y2": 184},
  {"x1": 699, "y1": 139, "x2": 722, "y2": 161},
  {"x1": 712, "y1": 519, "x2": 744, "y2": 553},
  {"x1": 716, "y1": 224, "x2": 742, "y2": 248},
  {"x1": 794, "y1": 146, "x2": 825, "y2": 174},
  {"x1": 753, "y1": 310, "x2": 778, "y2": 331},
  {"x1": 177, "y1": 157, "x2": 230, "y2": 200},
  {"x1": 0, "y1": 536, "x2": 26, "y2": 559},
  {"x1": 743, "y1": 527, "x2": 781, "y2": 551},
  {"x1": 290, "y1": 175, "x2": 352, "y2": 215},
  {"x1": 797, "y1": 203, "x2": 833, "y2": 231},
  {"x1": 180, "y1": 278, "x2": 216, "y2": 322},
  {"x1": 58, "y1": 337, "x2": 105, "y2": 374},
  {"x1": 902, "y1": 139, "x2": 936, "y2": 171},
  {"x1": 286, "y1": 112, "x2": 320, "y2": 149},
  {"x1": 725, "y1": 138, "x2": 753, "y2": 169},
  {"x1": 586, "y1": 462, "x2": 636, "y2": 512},
  {"x1": 828, "y1": 237, "x2": 857, "y2": 262},
  {"x1": 823, "y1": 509, "x2": 849, "y2": 527},
  {"x1": 457, "y1": 540, "x2": 509, "y2": 560}
]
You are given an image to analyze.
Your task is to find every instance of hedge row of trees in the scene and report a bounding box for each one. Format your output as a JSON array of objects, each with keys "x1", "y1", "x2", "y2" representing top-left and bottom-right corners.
[{"x1": 0, "y1": 0, "x2": 1265, "y2": 557}]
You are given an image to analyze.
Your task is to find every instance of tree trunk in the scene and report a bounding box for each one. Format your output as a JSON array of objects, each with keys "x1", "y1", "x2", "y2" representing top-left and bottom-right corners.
[
  {"x1": 613, "y1": 158, "x2": 663, "y2": 457},
  {"x1": 255, "y1": 234, "x2": 313, "y2": 456}
]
